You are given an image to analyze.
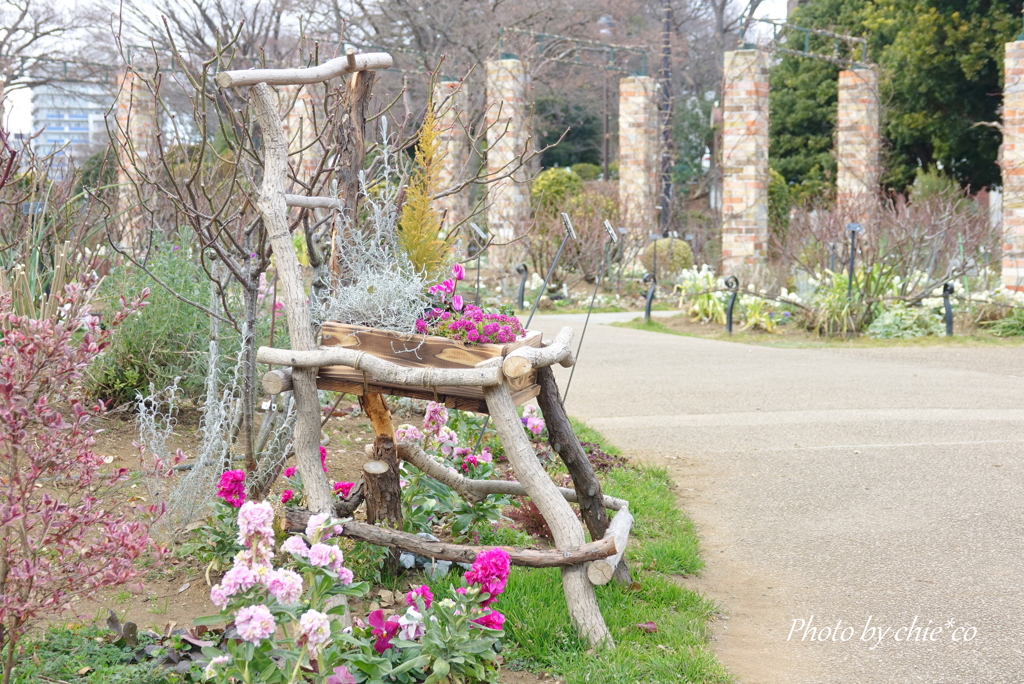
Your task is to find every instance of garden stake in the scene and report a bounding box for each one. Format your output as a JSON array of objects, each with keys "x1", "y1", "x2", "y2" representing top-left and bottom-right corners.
[
  {"x1": 564, "y1": 221, "x2": 619, "y2": 403},
  {"x1": 644, "y1": 273, "x2": 656, "y2": 324},
  {"x1": 526, "y1": 213, "x2": 577, "y2": 328},
  {"x1": 847, "y1": 222, "x2": 862, "y2": 302},
  {"x1": 516, "y1": 263, "x2": 529, "y2": 310},
  {"x1": 943, "y1": 282, "x2": 955, "y2": 336},
  {"x1": 725, "y1": 275, "x2": 739, "y2": 334},
  {"x1": 470, "y1": 222, "x2": 487, "y2": 306}
]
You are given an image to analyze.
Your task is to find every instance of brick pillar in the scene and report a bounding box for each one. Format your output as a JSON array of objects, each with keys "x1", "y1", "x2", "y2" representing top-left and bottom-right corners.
[
  {"x1": 434, "y1": 79, "x2": 470, "y2": 235},
  {"x1": 485, "y1": 58, "x2": 531, "y2": 267},
  {"x1": 618, "y1": 75, "x2": 660, "y2": 232},
  {"x1": 836, "y1": 68, "x2": 880, "y2": 218},
  {"x1": 1002, "y1": 41, "x2": 1024, "y2": 291},
  {"x1": 721, "y1": 50, "x2": 770, "y2": 275},
  {"x1": 114, "y1": 68, "x2": 158, "y2": 249},
  {"x1": 281, "y1": 86, "x2": 319, "y2": 183}
]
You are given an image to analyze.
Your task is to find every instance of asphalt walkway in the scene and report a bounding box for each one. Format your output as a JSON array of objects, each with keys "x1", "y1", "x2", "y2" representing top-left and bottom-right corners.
[{"x1": 532, "y1": 313, "x2": 1024, "y2": 684}]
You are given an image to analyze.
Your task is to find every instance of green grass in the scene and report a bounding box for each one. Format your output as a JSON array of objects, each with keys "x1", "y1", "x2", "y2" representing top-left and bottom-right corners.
[
  {"x1": 11, "y1": 624, "x2": 176, "y2": 684},
  {"x1": 613, "y1": 315, "x2": 1024, "y2": 349},
  {"x1": 495, "y1": 421, "x2": 729, "y2": 684}
]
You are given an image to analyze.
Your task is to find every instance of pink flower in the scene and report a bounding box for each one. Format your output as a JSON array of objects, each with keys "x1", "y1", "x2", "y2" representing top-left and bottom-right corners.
[
  {"x1": 479, "y1": 447, "x2": 493, "y2": 463},
  {"x1": 210, "y1": 584, "x2": 230, "y2": 610},
  {"x1": 234, "y1": 604, "x2": 276, "y2": 643},
  {"x1": 281, "y1": 535, "x2": 309, "y2": 558},
  {"x1": 472, "y1": 608, "x2": 506, "y2": 631},
  {"x1": 405, "y1": 585, "x2": 433, "y2": 609},
  {"x1": 237, "y1": 501, "x2": 274, "y2": 545},
  {"x1": 368, "y1": 609, "x2": 401, "y2": 653},
  {"x1": 266, "y1": 568, "x2": 303, "y2": 605},
  {"x1": 327, "y1": 666, "x2": 356, "y2": 684},
  {"x1": 452, "y1": 295, "x2": 464, "y2": 311},
  {"x1": 395, "y1": 424, "x2": 424, "y2": 443},
  {"x1": 298, "y1": 609, "x2": 332, "y2": 653},
  {"x1": 281, "y1": 490, "x2": 294, "y2": 504},
  {"x1": 525, "y1": 416, "x2": 545, "y2": 436},
  {"x1": 320, "y1": 445, "x2": 329, "y2": 473},
  {"x1": 333, "y1": 481, "x2": 355, "y2": 498},
  {"x1": 221, "y1": 564, "x2": 258, "y2": 595},
  {"x1": 305, "y1": 513, "x2": 329, "y2": 538},
  {"x1": 283, "y1": 466, "x2": 297, "y2": 478},
  {"x1": 452, "y1": 263, "x2": 466, "y2": 281},
  {"x1": 422, "y1": 402, "x2": 448, "y2": 436},
  {"x1": 216, "y1": 469, "x2": 246, "y2": 507},
  {"x1": 415, "y1": 319, "x2": 429, "y2": 335},
  {"x1": 308, "y1": 543, "x2": 342, "y2": 569},
  {"x1": 442, "y1": 279, "x2": 455, "y2": 294},
  {"x1": 337, "y1": 567, "x2": 354, "y2": 585},
  {"x1": 464, "y1": 548, "x2": 511, "y2": 606}
]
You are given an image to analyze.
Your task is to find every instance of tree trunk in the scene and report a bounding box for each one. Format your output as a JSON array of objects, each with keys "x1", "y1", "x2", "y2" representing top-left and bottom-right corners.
[
  {"x1": 482, "y1": 373, "x2": 612, "y2": 648},
  {"x1": 249, "y1": 83, "x2": 333, "y2": 515},
  {"x1": 362, "y1": 442, "x2": 402, "y2": 529},
  {"x1": 334, "y1": 70, "x2": 377, "y2": 278}
]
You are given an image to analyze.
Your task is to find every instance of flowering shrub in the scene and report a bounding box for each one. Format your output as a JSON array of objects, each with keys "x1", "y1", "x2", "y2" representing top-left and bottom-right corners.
[
  {"x1": 279, "y1": 446, "x2": 354, "y2": 509},
  {"x1": 0, "y1": 282, "x2": 156, "y2": 684},
  {"x1": 198, "y1": 503, "x2": 507, "y2": 684},
  {"x1": 416, "y1": 265, "x2": 525, "y2": 345},
  {"x1": 181, "y1": 470, "x2": 248, "y2": 571},
  {"x1": 395, "y1": 402, "x2": 508, "y2": 540}
]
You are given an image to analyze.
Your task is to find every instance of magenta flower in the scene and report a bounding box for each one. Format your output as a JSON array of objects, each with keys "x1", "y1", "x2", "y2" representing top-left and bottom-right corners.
[
  {"x1": 320, "y1": 445, "x2": 329, "y2": 473},
  {"x1": 442, "y1": 279, "x2": 455, "y2": 294},
  {"x1": 368, "y1": 609, "x2": 401, "y2": 653},
  {"x1": 281, "y1": 489, "x2": 294, "y2": 504},
  {"x1": 333, "y1": 481, "x2": 355, "y2": 498},
  {"x1": 405, "y1": 584, "x2": 433, "y2": 609},
  {"x1": 452, "y1": 294, "x2": 464, "y2": 311},
  {"x1": 216, "y1": 469, "x2": 246, "y2": 507},
  {"x1": 283, "y1": 466, "x2": 297, "y2": 478},
  {"x1": 452, "y1": 263, "x2": 466, "y2": 281},
  {"x1": 472, "y1": 608, "x2": 506, "y2": 631},
  {"x1": 464, "y1": 548, "x2": 511, "y2": 606}
]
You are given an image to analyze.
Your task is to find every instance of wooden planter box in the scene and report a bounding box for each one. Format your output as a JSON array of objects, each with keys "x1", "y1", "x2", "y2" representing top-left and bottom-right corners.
[{"x1": 315, "y1": 322, "x2": 543, "y2": 414}]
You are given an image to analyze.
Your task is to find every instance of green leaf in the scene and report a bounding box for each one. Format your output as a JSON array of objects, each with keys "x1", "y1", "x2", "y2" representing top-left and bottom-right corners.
[{"x1": 193, "y1": 614, "x2": 228, "y2": 626}]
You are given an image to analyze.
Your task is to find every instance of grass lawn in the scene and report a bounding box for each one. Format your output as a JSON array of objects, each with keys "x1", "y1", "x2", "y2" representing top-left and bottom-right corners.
[{"x1": 497, "y1": 423, "x2": 731, "y2": 684}]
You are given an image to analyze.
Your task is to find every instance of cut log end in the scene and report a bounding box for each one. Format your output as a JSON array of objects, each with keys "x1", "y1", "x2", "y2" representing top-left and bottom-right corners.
[
  {"x1": 263, "y1": 368, "x2": 293, "y2": 394},
  {"x1": 502, "y1": 355, "x2": 534, "y2": 379},
  {"x1": 363, "y1": 459, "x2": 390, "y2": 476}
]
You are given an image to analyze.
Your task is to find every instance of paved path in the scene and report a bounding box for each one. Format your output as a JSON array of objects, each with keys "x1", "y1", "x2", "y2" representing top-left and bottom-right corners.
[{"x1": 532, "y1": 314, "x2": 1024, "y2": 684}]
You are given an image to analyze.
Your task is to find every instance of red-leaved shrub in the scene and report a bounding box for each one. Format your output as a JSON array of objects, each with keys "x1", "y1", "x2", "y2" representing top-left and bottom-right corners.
[{"x1": 0, "y1": 280, "x2": 155, "y2": 684}]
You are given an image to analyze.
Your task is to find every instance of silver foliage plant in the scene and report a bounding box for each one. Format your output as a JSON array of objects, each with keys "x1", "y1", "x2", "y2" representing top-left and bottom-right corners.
[
  {"x1": 137, "y1": 329, "x2": 295, "y2": 539},
  {"x1": 310, "y1": 119, "x2": 428, "y2": 333}
]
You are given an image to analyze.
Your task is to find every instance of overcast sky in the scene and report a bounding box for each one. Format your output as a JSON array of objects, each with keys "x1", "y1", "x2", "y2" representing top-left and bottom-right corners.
[{"x1": 2, "y1": 0, "x2": 789, "y2": 135}]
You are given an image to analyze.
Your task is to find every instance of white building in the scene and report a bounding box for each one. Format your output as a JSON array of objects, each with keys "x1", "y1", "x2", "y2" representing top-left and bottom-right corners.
[{"x1": 31, "y1": 83, "x2": 110, "y2": 171}]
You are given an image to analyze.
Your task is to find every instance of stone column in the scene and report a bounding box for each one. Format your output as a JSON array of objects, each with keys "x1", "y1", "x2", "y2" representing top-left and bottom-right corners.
[
  {"x1": 836, "y1": 68, "x2": 880, "y2": 218},
  {"x1": 114, "y1": 68, "x2": 158, "y2": 249},
  {"x1": 485, "y1": 58, "x2": 531, "y2": 267},
  {"x1": 720, "y1": 49, "x2": 770, "y2": 276},
  {"x1": 434, "y1": 79, "x2": 471, "y2": 235},
  {"x1": 1002, "y1": 41, "x2": 1024, "y2": 291},
  {"x1": 281, "y1": 86, "x2": 319, "y2": 183},
  {"x1": 618, "y1": 75, "x2": 659, "y2": 233}
]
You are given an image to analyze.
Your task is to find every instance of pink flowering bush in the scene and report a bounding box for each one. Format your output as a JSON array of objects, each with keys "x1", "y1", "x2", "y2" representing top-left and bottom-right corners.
[
  {"x1": 416, "y1": 265, "x2": 526, "y2": 345},
  {"x1": 279, "y1": 446, "x2": 354, "y2": 509},
  {"x1": 0, "y1": 283, "x2": 157, "y2": 684}
]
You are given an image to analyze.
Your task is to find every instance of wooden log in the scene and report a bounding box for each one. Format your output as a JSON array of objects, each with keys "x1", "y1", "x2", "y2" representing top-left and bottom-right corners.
[
  {"x1": 283, "y1": 511, "x2": 617, "y2": 568},
  {"x1": 586, "y1": 506, "x2": 634, "y2": 586},
  {"x1": 362, "y1": 452, "x2": 402, "y2": 530},
  {"x1": 482, "y1": 369, "x2": 612, "y2": 648},
  {"x1": 502, "y1": 326, "x2": 576, "y2": 379},
  {"x1": 248, "y1": 83, "x2": 334, "y2": 515},
  {"x1": 263, "y1": 368, "x2": 293, "y2": 394},
  {"x1": 396, "y1": 442, "x2": 627, "y2": 510},
  {"x1": 216, "y1": 53, "x2": 393, "y2": 88},
  {"x1": 335, "y1": 479, "x2": 365, "y2": 517},
  {"x1": 256, "y1": 345, "x2": 503, "y2": 387},
  {"x1": 285, "y1": 195, "x2": 344, "y2": 210},
  {"x1": 537, "y1": 366, "x2": 610, "y2": 540}
]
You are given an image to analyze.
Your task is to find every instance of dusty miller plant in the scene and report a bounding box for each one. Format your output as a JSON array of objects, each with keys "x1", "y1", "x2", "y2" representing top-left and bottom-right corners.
[{"x1": 310, "y1": 120, "x2": 429, "y2": 334}]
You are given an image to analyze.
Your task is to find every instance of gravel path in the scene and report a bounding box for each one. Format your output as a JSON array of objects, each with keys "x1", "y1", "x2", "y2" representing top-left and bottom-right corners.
[{"x1": 531, "y1": 314, "x2": 1024, "y2": 684}]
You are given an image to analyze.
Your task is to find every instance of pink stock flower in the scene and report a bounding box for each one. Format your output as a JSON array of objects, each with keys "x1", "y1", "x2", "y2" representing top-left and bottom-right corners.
[
  {"x1": 234, "y1": 604, "x2": 276, "y2": 643},
  {"x1": 266, "y1": 568, "x2": 303, "y2": 605},
  {"x1": 216, "y1": 469, "x2": 246, "y2": 507},
  {"x1": 464, "y1": 548, "x2": 511, "y2": 606},
  {"x1": 220, "y1": 564, "x2": 258, "y2": 595},
  {"x1": 281, "y1": 535, "x2": 310, "y2": 558},
  {"x1": 405, "y1": 585, "x2": 434, "y2": 609},
  {"x1": 333, "y1": 481, "x2": 355, "y2": 498},
  {"x1": 299, "y1": 609, "x2": 332, "y2": 653},
  {"x1": 423, "y1": 402, "x2": 448, "y2": 436},
  {"x1": 327, "y1": 666, "x2": 357, "y2": 684},
  {"x1": 305, "y1": 513, "x2": 329, "y2": 538},
  {"x1": 395, "y1": 424, "x2": 424, "y2": 443},
  {"x1": 320, "y1": 445, "x2": 329, "y2": 472},
  {"x1": 452, "y1": 263, "x2": 466, "y2": 281},
  {"x1": 368, "y1": 609, "x2": 401, "y2": 653},
  {"x1": 209, "y1": 584, "x2": 230, "y2": 610},
  {"x1": 237, "y1": 501, "x2": 274, "y2": 545},
  {"x1": 472, "y1": 608, "x2": 506, "y2": 631},
  {"x1": 337, "y1": 567, "x2": 355, "y2": 585},
  {"x1": 281, "y1": 490, "x2": 294, "y2": 504},
  {"x1": 283, "y1": 466, "x2": 297, "y2": 478}
]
